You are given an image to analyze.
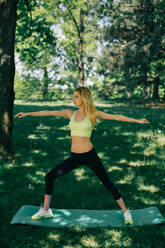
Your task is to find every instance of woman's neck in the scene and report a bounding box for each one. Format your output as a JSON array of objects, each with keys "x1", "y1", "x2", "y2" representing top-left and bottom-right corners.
[{"x1": 78, "y1": 106, "x2": 86, "y2": 115}]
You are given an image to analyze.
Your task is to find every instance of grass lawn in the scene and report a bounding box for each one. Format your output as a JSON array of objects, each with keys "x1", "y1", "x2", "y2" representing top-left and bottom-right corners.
[{"x1": 0, "y1": 100, "x2": 165, "y2": 248}]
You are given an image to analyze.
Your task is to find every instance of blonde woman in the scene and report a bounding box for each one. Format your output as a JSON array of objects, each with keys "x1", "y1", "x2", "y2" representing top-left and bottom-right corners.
[{"x1": 15, "y1": 87, "x2": 149, "y2": 224}]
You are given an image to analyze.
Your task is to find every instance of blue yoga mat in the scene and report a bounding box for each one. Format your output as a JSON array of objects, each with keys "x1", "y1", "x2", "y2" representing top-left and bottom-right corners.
[{"x1": 10, "y1": 205, "x2": 165, "y2": 228}]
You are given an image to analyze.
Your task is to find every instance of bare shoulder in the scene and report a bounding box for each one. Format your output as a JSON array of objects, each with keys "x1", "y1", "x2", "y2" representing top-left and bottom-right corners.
[
  {"x1": 94, "y1": 110, "x2": 104, "y2": 119},
  {"x1": 51, "y1": 109, "x2": 74, "y2": 118},
  {"x1": 65, "y1": 109, "x2": 74, "y2": 119}
]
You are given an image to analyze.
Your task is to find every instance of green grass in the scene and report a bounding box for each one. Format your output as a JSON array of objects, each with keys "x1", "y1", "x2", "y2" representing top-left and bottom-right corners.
[{"x1": 0, "y1": 100, "x2": 165, "y2": 248}]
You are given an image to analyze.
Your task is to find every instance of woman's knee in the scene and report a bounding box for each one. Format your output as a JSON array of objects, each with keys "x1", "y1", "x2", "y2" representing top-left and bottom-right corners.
[
  {"x1": 45, "y1": 171, "x2": 55, "y2": 183},
  {"x1": 45, "y1": 168, "x2": 63, "y2": 183}
]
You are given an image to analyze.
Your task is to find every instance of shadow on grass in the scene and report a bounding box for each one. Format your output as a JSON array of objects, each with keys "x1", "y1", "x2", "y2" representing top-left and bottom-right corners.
[{"x1": 0, "y1": 102, "x2": 164, "y2": 248}]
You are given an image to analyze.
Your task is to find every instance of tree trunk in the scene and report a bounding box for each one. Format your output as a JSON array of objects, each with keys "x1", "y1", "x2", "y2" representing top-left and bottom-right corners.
[
  {"x1": 163, "y1": 88, "x2": 165, "y2": 101},
  {"x1": 67, "y1": 7, "x2": 85, "y2": 86},
  {"x1": 42, "y1": 67, "x2": 49, "y2": 100},
  {"x1": 152, "y1": 75, "x2": 159, "y2": 101},
  {"x1": 0, "y1": 0, "x2": 18, "y2": 159},
  {"x1": 78, "y1": 8, "x2": 85, "y2": 86}
]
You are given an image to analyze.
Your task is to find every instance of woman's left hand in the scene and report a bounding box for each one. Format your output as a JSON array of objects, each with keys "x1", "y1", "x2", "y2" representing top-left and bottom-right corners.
[{"x1": 138, "y1": 119, "x2": 150, "y2": 124}]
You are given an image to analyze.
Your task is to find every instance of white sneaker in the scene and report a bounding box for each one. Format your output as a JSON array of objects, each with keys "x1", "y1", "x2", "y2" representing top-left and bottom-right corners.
[
  {"x1": 31, "y1": 207, "x2": 53, "y2": 220},
  {"x1": 124, "y1": 210, "x2": 133, "y2": 225}
]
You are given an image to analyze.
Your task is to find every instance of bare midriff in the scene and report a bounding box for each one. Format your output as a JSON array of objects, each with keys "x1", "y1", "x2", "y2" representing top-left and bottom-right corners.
[{"x1": 71, "y1": 136, "x2": 93, "y2": 153}]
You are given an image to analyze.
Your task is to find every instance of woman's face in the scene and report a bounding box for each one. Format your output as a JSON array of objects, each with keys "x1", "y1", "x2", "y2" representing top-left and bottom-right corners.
[{"x1": 73, "y1": 91, "x2": 84, "y2": 107}]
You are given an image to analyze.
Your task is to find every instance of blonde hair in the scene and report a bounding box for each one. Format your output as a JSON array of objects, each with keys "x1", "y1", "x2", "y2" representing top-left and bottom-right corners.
[{"x1": 75, "y1": 86, "x2": 97, "y2": 129}]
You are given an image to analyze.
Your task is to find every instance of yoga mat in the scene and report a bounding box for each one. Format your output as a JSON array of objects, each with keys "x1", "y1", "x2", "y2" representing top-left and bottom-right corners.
[{"x1": 10, "y1": 205, "x2": 165, "y2": 228}]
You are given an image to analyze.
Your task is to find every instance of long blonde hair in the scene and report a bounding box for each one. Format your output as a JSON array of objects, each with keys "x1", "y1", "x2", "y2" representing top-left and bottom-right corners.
[{"x1": 75, "y1": 86, "x2": 97, "y2": 129}]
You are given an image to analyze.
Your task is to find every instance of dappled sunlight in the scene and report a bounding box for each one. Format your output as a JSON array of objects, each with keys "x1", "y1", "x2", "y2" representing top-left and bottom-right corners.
[
  {"x1": 157, "y1": 136, "x2": 165, "y2": 147},
  {"x1": 36, "y1": 123, "x2": 51, "y2": 131},
  {"x1": 81, "y1": 235, "x2": 99, "y2": 247},
  {"x1": 27, "y1": 171, "x2": 45, "y2": 184},
  {"x1": 36, "y1": 170, "x2": 45, "y2": 177},
  {"x1": 97, "y1": 152, "x2": 112, "y2": 161},
  {"x1": 97, "y1": 152, "x2": 110, "y2": 161},
  {"x1": 125, "y1": 130, "x2": 165, "y2": 167},
  {"x1": 143, "y1": 143, "x2": 157, "y2": 157},
  {"x1": 2, "y1": 162, "x2": 16, "y2": 170},
  {"x1": 22, "y1": 162, "x2": 34, "y2": 167},
  {"x1": 14, "y1": 100, "x2": 73, "y2": 107},
  {"x1": 63, "y1": 150, "x2": 71, "y2": 157},
  {"x1": 104, "y1": 229, "x2": 133, "y2": 247},
  {"x1": 121, "y1": 131, "x2": 134, "y2": 137},
  {"x1": 136, "y1": 130, "x2": 154, "y2": 139},
  {"x1": 48, "y1": 233, "x2": 60, "y2": 242},
  {"x1": 97, "y1": 152, "x2": 105, "y2": 158},
  {"x1": 146, "y1": 160, "x2": 159, "y2": 166},
  {"x1": 28, "y1": 150, "x2": 48, "y2": 160},
  {"x1": 139, "y1": 196, "x2": 157, "y2": 205},
  {"x1": 28, "y1": 134, "x2": 41, "y2": 140},
  {"x1": 57, "y1": 135, "x2": 70, "y2": 140},
  {"x1": 58, "y1": 126, "x2": 70, "y2": 131},
  {"x1": 7, "y1": 102, "x2": 164, "y2": 248},
  {"x1": 31, "y1": 149, "x2": 41, "y2": 154},
  {"x1": 28, "y1": 133, "x2": 48, "y2": 140},
  {"x1": 117, "y1": 170, "x2": 135, "y2": 184},
  {"x1": 105, "y1": 229, "x2": 121, "y2": 239},
  {"x1": 31, "y1": 150, "x2": 47, "y2": 157},
  {"x1": 135, "y1": 130, "x2": 165, "y2": 156},
  {"x1": 74, "y1": 168, "x2": 89, "y2": 181},
  {"x1": 118, "y1": 159, "x2": 128, "y2": 165},
  {"x1": 122, "y1": 236, "x2": 133, "y2": 247},
  {"x1": 95, "y1": 103, "x2": 115, "y2": 107},
  {"x1": 107, "y1": 166, "x2": 122, "y2": 172},
  {"x1": 129, "y1": 161, "x2": 141, "y2": 167},
  {"x1": 160, "y1": 199, "x2": 165, "y2": 205},
  {"x1": 138, "y1": 184, "x2": 159, "y2": 193},
  {"x1": 111, "y1": 125, "x2": 125, "y2": 132}
]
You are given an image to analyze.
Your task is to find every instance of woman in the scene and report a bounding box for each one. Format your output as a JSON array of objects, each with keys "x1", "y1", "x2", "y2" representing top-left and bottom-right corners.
[{"x1": 15, "y1": 87, "x2": 149, "y2": 224}]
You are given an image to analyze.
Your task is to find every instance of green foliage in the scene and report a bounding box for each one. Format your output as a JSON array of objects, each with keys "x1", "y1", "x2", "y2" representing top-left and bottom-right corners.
[
  {"x1": 53, "y1": 0, "x2": 99, "y2": 82},
  {"x1": 14, "y1": 73, "x2": 38, "y2": 99},
  {"x1": 15, "y1": 0, "x2": 165, "y2": 101},
  {"x1": 14, "y1": 72, "x2": 64, "y2": 101},
  {"x1": 16, "y1": 0, "x2": 58, "y2": 100},
  {"x1": 97, "y1": 0, "x2": 165, "y2": 100},
  {"x1": 15, "y1": 0, "x2": 101, "y2": 99},
  {"x1": 16, "y1": 0, "x2": 57, "y2": 66}
]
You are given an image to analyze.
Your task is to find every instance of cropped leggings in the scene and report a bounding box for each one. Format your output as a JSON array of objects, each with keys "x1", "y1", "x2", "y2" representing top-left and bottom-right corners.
[{"x1": 45, "y1": 148, "x2": 121, "y2": 200}]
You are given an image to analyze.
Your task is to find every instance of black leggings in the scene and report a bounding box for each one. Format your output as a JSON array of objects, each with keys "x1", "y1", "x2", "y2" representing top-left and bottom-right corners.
[{"x1": 45, "y1": 148, "x2": 121, "y2": 200}]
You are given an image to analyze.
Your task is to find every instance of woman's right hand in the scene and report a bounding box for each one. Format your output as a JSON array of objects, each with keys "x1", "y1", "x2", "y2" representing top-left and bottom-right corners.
[{"x1": 14, "y1": 112, "x2": 29, "y2": 118}]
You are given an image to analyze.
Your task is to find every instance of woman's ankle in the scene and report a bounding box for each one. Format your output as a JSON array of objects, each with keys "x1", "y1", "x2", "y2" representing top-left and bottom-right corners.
[{"x1": 43, "y1": 205, "x2": 49, "y2": 211}]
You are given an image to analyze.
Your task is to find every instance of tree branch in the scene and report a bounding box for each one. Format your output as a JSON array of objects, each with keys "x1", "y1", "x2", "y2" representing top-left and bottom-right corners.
[{"x1": 65, "y1": 4, "x2": 80, "y2": 35}]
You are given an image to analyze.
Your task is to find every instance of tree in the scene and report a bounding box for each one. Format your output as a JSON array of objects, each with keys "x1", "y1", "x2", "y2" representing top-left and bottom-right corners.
[
  {"x1": 52, "y1": 0, "x2": 99, "y2": 87},
  {"x1": 16, "y1": 0, "x2": 96, "y2": 95},
  {"x1": 16, "y1": 0, "x2": 57, "y2": 100},
  {"x1": 0, "y1": 0, "x2": 18, "y2": 159},
  {"x1": 16, "y1": 0, "x2": 100, "y2": 94},
  {"x1": 98, "y1": 0, "x2": 165, "y2": 100}
]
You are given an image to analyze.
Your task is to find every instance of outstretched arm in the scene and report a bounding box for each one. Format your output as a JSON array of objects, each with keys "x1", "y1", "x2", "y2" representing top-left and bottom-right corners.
[
  {"x1": 14, "y1": 109, "x2": 73, "y2": 119},
  {"x1": 95, "y1": 110, "x2": 150, "y2": 124}
]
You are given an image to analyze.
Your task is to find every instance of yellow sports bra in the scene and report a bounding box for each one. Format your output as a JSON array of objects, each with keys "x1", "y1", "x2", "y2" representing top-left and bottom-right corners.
[{"x1": 69, "y1": 110, "x2": 92, "y2": 138}]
